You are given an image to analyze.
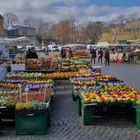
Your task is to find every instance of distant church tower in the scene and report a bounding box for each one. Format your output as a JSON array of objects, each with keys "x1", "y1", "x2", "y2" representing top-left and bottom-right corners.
[{"x1": 0, "y1": 14, "x2": 4, "y2": 37}]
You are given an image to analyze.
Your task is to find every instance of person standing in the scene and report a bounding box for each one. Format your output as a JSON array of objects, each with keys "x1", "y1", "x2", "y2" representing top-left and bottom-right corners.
[
  {"x1": 98, "y1": 48, "x2": 103, "y2": 63},
  {"x1": 66, "y1": 49, "x2": 70, "y2": 60},
  {"x1": 91, "y1": 48, "x2": 96, "y2": 64},
  {"x1": 61, "y1": 49, "x2": 64, "y2": 58},
  {"x1": 26, "y1": 49, "x2": 38, "y2": 59},
  {"x1": 69, "y1": 48, "x2": 73, "y2": 59},
  {"x1": 61, "y1": 49, "x2": 66, "y2": 59},
  {"x1": 104, "y1": 49, "x2": 110, "y2": 65}
]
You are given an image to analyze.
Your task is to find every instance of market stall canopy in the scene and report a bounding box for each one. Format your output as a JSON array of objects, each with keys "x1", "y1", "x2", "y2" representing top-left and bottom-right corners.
[
  {"x1": 127, "y1": 39, "x2": 140, "y2": 45},
  {"x1": 0, "y1": 36, "x2": 32, "y2": 46},
  {"x1": 96, "y1": 42, "x2": 109, "y2": 48},
  {"x1": 62, "y1": 44, "x2": 87, "y2": 50}
]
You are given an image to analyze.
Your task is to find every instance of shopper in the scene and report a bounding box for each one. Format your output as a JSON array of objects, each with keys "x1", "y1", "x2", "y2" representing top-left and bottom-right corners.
[
  {"x1": 91, "y1": 48, "x2": 96, "y2": 64},
  {"x1": 69, "y1": 48, "x2": 73, "y2": 59},
  {"x1": 61, "y1": 49, "x2": 66, "y2": 59},
  {"x1": 98, "y1": 48, "x2": 103, "y2": 63},
  {"x1": 104, "y1": 49, "x2": 110, "y2": 65},
  {"x1": 26, "y1": 49, "x2": 38, "y2": 59}
]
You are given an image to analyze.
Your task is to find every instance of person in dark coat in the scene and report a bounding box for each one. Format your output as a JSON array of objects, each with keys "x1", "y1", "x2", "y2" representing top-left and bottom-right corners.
[
  {"x1": 104, "y1": 49, "x2": 110, "y2": 65},
  {"x1": 61, "y1": 49, "x2": 64, "y2": 58},
  {"x1": 91, "y1": 48, "x2": 96, "y2": 64},
  {"x1": 98, "y1": 48, "x2": 103, "y2": 63},
  {"x1": 61, "y1": 49, "x2": 66, "y2": 59},
  {"x1": 26, "y1": 49, "x2": 38, "y2": 59},
  {"x1": 69, "y1": 48, "x2": 73, "y2": 59}
]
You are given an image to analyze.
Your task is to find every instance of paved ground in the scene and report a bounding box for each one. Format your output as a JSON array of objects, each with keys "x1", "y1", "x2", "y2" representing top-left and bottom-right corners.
[{"x1": 0, "y1": 63, "x2": 140, "y2": 140}]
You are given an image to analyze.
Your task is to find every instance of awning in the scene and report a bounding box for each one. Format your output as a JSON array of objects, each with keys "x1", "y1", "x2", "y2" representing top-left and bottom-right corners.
[{"x1": 0, "y1": 36, "x2": 32, "y2": 46}]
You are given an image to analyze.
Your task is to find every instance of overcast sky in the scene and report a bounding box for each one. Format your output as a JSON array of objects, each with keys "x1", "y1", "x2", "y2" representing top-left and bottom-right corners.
[{"x1": 0, "y1": 0, "x2": 140, "y2": 23}]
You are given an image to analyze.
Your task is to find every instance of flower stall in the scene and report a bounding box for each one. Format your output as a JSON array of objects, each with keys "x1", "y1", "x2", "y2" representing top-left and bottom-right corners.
[
  {"x1": 72, "y1": 50, "x2": 91, "y2": 59},
  {"x1": 70, "y1": 75, "x2": 139, "y2": 125},
  {"x1": 0, "y1": 73, "x2": 54, "y2": 134},
  {"x1": 14, "y1": 58, "x2": 92, "y2": 73},
  {"x1": 0, "y1": 57, "x2": 140, "y2": 134}
]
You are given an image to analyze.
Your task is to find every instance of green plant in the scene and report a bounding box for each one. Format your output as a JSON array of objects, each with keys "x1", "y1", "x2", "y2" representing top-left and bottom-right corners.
[
  {"x1": 16, "y1": 102, "x2": 25, "y2": 109},
  {"x1": 24, "y1": 102, "x2": 32, "y2": 109},
  {"x1": 32, "y1": 101, "x2": 46, "y2": 109},
  {"x1": 136, "y1": 99, "x2": 140, "y2": 105},
  {"x1": 16, "y1": 102, "x2": 32, "y2": 109}
]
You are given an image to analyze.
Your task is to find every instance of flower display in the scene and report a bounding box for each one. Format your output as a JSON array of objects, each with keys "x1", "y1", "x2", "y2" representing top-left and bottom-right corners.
[
  {"x1": 25, "y1": 58, "x2": 54, "y2": 70},
  {"x1": 0, "y1": 75, "x2": 54, "y2": 107},
  {"x1": 70, "y1": 76, "x2": 139, "y2": 104}
]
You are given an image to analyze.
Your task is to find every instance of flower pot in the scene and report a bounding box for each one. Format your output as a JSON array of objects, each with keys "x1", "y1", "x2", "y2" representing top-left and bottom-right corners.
[
  {"x1": 15, "y1": 109, "x2": 49, "y2": 135},
  {"x1": 77, "y1": 97, "x2": 82, "y2": 116},
  {"x1": 135, "y1": 105, "x2": 140, "y2": 129},
  {"x1": 82, "y1": 102, "x2": 95, "y2": 125}
]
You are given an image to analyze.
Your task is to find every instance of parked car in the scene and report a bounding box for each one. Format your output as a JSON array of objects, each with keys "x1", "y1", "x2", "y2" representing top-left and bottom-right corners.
[
  {"x1": 48, "y1": 45, "x2": 60, "y2": 52},
  {"x1": 135, "y1": 47, "x2": 140, "y2": 52}
]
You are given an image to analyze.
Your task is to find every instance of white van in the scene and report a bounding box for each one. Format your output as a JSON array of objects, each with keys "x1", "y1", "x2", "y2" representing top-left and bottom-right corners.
[
  {"x1": 87, "y1": 44, "x2": 96, "y2": 50},
  {"x1": 48, "y1": 45, "x2": 60, "y2": 52},
  {"x1": 62, "y1": 44, "x2": 87, "y2": 50}
]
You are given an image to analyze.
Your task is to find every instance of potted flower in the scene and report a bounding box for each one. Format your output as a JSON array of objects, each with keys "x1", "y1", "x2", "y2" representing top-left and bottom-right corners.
[
  {"x1": 15, "y1": 101, "x2": 50, "y2": 135},
  {"x1": 135, "y1": 99, "x2": 140, "y2": 129}
]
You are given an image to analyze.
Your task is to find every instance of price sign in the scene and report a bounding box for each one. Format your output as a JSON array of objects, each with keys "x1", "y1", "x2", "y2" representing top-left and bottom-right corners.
[
  {"x1": 25, "y1": 86, "x2": 29, "y2": 92},
  {"x1": 45, "y1": 84, "x2": 48, "y2": 88},
  {"x1": 11, "y1": 64, "x2": 25, "y2": 72},
  {"x1": 78, "y1": 68, "x2": 88, "y2": 73},
  {"x1": 25, "y1": 85, "x2": 29, "y2": 103},
  {"x1": 18, "y1": 84, "x2": 22, "y2": 88},
  {"x1": 18, "y1": 84, "x2": 22, "y2": 101}
]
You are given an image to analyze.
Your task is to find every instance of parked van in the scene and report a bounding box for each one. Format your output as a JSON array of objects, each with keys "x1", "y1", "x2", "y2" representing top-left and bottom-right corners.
[
  {"x1": 48, "y1": 45, "x2": 60, "y2": 52},
  {"x1": 62, "y1": 44, "x2": 86, "y2": 50},
  {"x1": 87, "y1": 44, "x2": 96, "y2": 50}
]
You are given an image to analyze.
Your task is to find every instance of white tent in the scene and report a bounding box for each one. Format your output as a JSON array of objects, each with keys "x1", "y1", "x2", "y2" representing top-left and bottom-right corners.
[
  {"x1": 62, "y1": 44, "x2": 87, "y2": 50},
  {"x1": 0, "y1": 36, "x2": 32, "y2": 46},
  {"x1": 96, "y1": 42, "x2": 109, "y2": 49}
]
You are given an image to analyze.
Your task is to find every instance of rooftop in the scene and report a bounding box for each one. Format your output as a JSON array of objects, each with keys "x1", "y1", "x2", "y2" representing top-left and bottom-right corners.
[{"x1": 6, "y1": 25, "x2": 36, "y2": 30}]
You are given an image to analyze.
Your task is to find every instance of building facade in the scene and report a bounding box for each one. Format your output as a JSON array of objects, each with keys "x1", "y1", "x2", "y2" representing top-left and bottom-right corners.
[
  {"x1": 0, "y1": 14, "x2": 4, "y2": 37},
  {"x1": 5, "y1": 26, "x2": 36, "y2": 38}
]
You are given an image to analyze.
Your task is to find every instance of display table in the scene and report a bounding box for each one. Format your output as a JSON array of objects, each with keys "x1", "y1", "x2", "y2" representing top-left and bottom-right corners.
[{"x1": 15, "y1": 109, "x2": 49, "y2": 135}]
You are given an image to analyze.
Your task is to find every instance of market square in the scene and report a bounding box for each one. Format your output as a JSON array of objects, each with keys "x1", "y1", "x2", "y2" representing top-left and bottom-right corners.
[{"x1": 0, "y1": 0, "x2": 140, "y2": 140}]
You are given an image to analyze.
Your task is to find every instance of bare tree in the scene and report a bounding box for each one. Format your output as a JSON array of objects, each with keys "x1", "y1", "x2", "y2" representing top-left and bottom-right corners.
[
  {"x1": 37, "y1": 21, "x2": 54, "y2": 45},
  {"x1": 53, "y1": 20, "x2": 72, "y2": 44},
  {"x1": 23, "y1": 16, "x2": 43, "y2": 28},
  {"x1": 68, "y1": 17, "x2": 76, "y2": 42},
  {"x1": 3, "y1": 12, "x2": 18, "y2": 28},
  {"x1": 23, "y1": 16, "x2": 36, "y2": 27},
  {"x1": 126, "y1": 13, "x2": 139, "y2": 39},
  {"x1": 109, "y1": 18, "x2": 119, "y2": 43},
  {"x1": 116, "y1": 15, "x2": 126, "y2": 27},
  {"x1": 85, "y1": 21, "x2": 104, "y2": 44},
  {"x1": 22, "y1": 17, "x2": 54, "y2": 44},
  {"x1": 127, "y1": 13, "x2": 137, "y2": 21}
]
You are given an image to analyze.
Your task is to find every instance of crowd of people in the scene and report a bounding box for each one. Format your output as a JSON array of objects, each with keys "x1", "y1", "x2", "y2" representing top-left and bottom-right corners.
[
  {"x1": 90, "y1": 48, "x2": 110, "y2": 65},
  {"x1": 110, "y1": 46, "x2": 140, "y2": 63},
  {"x1": 90, "y1": 46, "x2": 140, "y2": 65},
  {"x1": 15, "y1": 46, "x2": 140, "y2": 66}
]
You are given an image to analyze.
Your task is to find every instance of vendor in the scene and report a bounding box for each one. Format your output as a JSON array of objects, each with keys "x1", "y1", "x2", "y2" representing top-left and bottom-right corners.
[
  {"x1": 66, "y1": 49, "x2": 70, "y2": 60},
  {"x1": 69, "y1": 48, "x2": 73, "y2": 59},
  {"x1": 26, "y1": 49, "x2": 38, "y2": 59}
]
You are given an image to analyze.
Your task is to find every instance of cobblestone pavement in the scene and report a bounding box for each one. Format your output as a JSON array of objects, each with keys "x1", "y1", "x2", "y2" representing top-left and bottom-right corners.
[{"x1": 0, "y1": 63, "x2": 140, "y2": 140}]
